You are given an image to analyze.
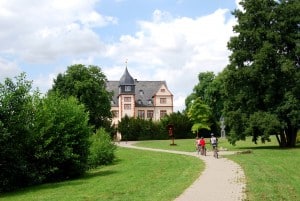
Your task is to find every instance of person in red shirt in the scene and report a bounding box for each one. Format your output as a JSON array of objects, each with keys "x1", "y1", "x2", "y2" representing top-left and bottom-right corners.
[{"x1": 199, "y1": 137, "x2": 206, "y2": 156}]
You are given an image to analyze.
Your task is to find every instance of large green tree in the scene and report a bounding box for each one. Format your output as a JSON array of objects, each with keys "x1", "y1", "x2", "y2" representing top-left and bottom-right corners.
[
  {"x1": 187, "y1": 97, "x2": 212, "y2": 137},
  {"x1": 50, "y1": 64, "x2": 113, "y2": 129},
  {"x1": 0, "y1": 73, "x2": 36, "y2": 192},
  {"x1": 223, "y1": 0, "x2": 300, "y2": 147},
  {"x1": 185, "y1": 72, "x2": 225, "y2": 135}
]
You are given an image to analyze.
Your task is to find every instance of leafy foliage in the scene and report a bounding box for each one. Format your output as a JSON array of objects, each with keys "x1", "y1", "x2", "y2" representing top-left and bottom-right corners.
[
  {"x1": 32, "y1": 93, "x2": 92, "y2": 182},
  {"x1": 117, "y1": 116, "x2": 165, "y2": 140},
  {"x1": 185, "y1": 72, "x2": 225, "y2": 135},
  {"x1": 224, "y1": 0, "x2": 300, "y2": 146},
  {"x1": 88, "y1": 128, "x2": 116, "y2": 168},
  {"x1": 50, "y1": 64, "x2": 113, "y2": 130},
  {"x1": 160, "y1": 112, "x2": 194, "y2": 139},
  {"x1": 0, "y1": 74, "x2": 94, "y2": 192},
  {"x1": 187, "y1": 97, "x2": 212, "y2": 136},
  {"x1": 0, "y1": 73, "x2": 36, "y2": 192}
]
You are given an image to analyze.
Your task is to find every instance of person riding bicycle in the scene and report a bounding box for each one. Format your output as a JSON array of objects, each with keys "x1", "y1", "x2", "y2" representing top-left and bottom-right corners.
[
  {"x1": 199, "y1": 137, "x2": 206, "y2": 155},
  {"x1": 210, "y1": 133, "x2": 218, "y2": 150},
  {"x1": 210, "y1": 133, "x2": 218, "y2": 158}
]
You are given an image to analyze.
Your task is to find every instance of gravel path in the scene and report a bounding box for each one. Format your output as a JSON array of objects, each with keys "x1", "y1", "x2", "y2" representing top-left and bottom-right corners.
[{"x1": 117, "y1": 141, "x2": 246, "y2": 201}]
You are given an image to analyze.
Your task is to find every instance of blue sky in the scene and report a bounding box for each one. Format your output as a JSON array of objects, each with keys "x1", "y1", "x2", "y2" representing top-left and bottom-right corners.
[{"x1": 0, "y1": 0, "x2": 241, "y2": 111}]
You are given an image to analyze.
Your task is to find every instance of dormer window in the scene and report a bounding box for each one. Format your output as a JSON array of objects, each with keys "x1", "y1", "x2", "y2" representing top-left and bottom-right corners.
[
  {"x1": 138, "y1": 99, "x2": 142, "y2": 105},
  {"x1": 125, "y1": 85, "x2": 131, "y2": 91},
  {"x1": 148, "y1": 99, "x2": 152, "y2": 105},
  {"x1": 139, "y1": 90, "x2": 144, "y2": 95}
]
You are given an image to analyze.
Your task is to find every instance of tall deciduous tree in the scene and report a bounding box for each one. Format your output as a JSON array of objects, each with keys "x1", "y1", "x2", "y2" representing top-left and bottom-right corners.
[
  {"x1": 187, "y1": 97, "x2": 212, "y2": 137},
  {"x1": 185, "y1": 72, "x2": 225, "y2": 135},
  {"x1": 50, "y1": 64, "x2": 113, "y2": 129},
  {"x1": 224, "y1": 0, "x2": 300, "y2": 147},
  {"x1": 0, "y1": 73, "x2": 36, "y2": 192}
]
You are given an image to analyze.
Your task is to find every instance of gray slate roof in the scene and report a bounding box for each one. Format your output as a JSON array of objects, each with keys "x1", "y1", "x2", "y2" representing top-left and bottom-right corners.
[{"x1": 106, "y1": 80, "x2": 167, "y2": 107}]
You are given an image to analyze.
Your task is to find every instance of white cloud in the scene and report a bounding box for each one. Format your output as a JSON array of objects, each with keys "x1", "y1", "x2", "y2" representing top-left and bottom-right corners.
[
  {"x1": 33, "y1": 73, "x2": 55, "y2": 93},
  {"x1": 0, "y1": 58, "x2": 21, "y2": 81},
  {"x1": 0, "y1": 1, "x2": 237, "y2": 112},
  {"x1": 103, "y1": 9, "x2": 236, "y2": 111},
  {"x1": 0, "y1": 0, "x2": 115, "y2": 63}
]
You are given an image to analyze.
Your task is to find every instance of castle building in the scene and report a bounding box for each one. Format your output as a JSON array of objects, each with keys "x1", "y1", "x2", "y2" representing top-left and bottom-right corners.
[{"x1": 106, "y1": 67, "x2": 173, "y2": 126}]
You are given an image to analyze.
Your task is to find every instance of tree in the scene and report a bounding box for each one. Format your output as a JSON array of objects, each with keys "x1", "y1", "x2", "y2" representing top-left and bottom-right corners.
[
  {"x1": 0, "y1": 73, "x2": 37, "y2": 192},
  {"x1": 187, "y1": 97, "x2": 212, "y2": 137},
  {"x1": 185, "y1": 72, "x2": 225, "y2": 135},
  {"x1": 223, "y1": 0, "x2": 300, "y2": 147},
  {"x1": 32, "y1": 93, "x2": 92, "y2": 181},
  {"x1": 160, "y1": 112, "x2": 194, "y2": 139},
  {"x1": 50, "y1": 64, "x2": 113, "y2": 130}
]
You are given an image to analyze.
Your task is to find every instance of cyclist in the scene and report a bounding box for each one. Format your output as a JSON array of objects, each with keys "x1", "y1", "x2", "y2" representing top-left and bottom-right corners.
[
  {"x1": 199, "y1": 137, "x2": 206, "y2": 156},
  {"x1": 210, "y1": 133, "x2": 218, "y2": 158}
]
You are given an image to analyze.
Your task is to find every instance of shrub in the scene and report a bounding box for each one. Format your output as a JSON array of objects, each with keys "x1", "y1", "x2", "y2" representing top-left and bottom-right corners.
[
  {"x1": 33, "y1": 93, "x2": 92, "y2": 182},
  {"x1": 88, "y1": 128, "x2": 116, "y2": 168},
  {"x1": 0, "y1": 74, "x2": 37, "y2": 192}
]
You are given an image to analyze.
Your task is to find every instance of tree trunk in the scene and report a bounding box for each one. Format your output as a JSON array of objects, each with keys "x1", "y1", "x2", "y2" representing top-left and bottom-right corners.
[
  {"x1": 277, "y1": 126, "x2": 297, "y2": 148},
  {"x1": 286, "y1": 126, "x2": 297, "y2": 147}
]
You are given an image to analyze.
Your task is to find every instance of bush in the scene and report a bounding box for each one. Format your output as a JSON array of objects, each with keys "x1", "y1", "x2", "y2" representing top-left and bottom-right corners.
[
  {"x1": 88, "y1": 128, "x2": 116, "y2": 168},
  {"x1": 0, "y1": 74, "x2": 37, "y2": 192},
  {"x1": 118, "y1": 116, "x2": 167, "y2": 141},
  {"x1": 0, "y1": 74, "x2": 93, "y2": 192},
  {"x1": 33, "y1": 93, "x2": 92, "y2": 182},
  {"x1": 160, "y1": 112, "x2": 194, "y2": 139}
]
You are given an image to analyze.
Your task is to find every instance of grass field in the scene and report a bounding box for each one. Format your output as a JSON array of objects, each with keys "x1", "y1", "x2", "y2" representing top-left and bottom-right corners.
[
  {"x1": 135, "y1": 136, "x2": 300, "y2": 201},
  {"x1": 0, "y1": 147, "x2": 203, "y2": 201},
  {"x1": 1, "y1": 136, "x2": 299, "y2": 201}
]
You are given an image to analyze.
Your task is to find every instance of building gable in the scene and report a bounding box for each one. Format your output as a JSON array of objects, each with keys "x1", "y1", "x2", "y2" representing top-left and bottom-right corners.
[{"x1": 106, "y1": 67, "x2": 173, "y2": 124}]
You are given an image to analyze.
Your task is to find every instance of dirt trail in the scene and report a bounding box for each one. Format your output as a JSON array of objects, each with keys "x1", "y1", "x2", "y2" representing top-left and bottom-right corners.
[{"x1": 117, "y1": 141, "x2": 246, "y2": 201}]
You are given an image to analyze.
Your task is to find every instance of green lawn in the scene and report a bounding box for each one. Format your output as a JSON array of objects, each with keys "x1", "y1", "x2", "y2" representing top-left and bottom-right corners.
[
  {"x1": 0, "y1": 147, "x2": 203, "y2": 201},
  {"x1": 136, "y1": 137, "x2": 300, "y2": 201},
  {"x1": 2, "y1": 137, "x2": 299, "y2": 201}
]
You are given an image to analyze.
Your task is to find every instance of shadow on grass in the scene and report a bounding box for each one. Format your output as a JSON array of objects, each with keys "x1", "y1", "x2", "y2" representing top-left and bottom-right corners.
[
  {"x1": 237, "y1": 144, "x2": 300, "y2": 150},
  {"x1": 1, "y1": 167, "x2": 119, "y2": 198}
]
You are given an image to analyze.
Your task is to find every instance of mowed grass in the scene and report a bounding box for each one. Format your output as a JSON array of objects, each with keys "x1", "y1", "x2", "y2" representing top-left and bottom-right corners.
[
  {"x1": 136, "y1": 137, "x2": 300, "y2": 201},
  {"x1": 0, "y1": 147, "x2": 203, "y2": 201}
]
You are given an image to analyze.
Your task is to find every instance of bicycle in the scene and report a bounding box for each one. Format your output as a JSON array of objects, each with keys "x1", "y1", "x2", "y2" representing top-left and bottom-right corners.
[
  {"x1": 196, "y1": 144, "x2": 201, "y2": 155},
  {"x1": 212, "y1": 144, "x2": 218, "y2": 158},
  {"x1": 200, "y1": 145, "x2": 206, "y2": 156}
]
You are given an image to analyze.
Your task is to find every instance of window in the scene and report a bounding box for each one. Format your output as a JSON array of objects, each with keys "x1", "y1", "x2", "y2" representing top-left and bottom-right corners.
[
  {"x1": 147, "y1": 110, "x2": 154, "y2": 119},
  {"x1": 139, "y1": 90, "x2": 144, "y2": 95},
  {"x1": 112, "y1": 110, "x2": 119, "y2": 117},
  {"x1": 137, "y1": 99, "x2": 142, "y2": 105},
  {"x1": 160, "y1": 98, "x2": 167, "y2": 104},
  {"x1": 138, "y1": 110, "x2": 145, "y2": 119},
  {"x1": 160, "y1": 110, "x2": 167, "y2": 119},
  {"x1": 124, "y1": 97, "x2": 131, "y2": 102},
  {"x1": 148, "y1": 99, "x2": 152, "y2": 105},
  {"x1": 161, "y1": 89, "x2": 165, "y2": 92},
  {"x1": 125, "y1": 85, "x2": 131, "y2": 91},
  {"x1": 124, "y1": 104, "x2": 131, "y2": 110}
]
